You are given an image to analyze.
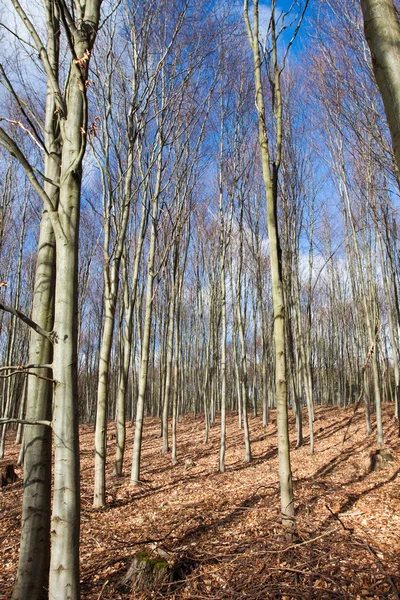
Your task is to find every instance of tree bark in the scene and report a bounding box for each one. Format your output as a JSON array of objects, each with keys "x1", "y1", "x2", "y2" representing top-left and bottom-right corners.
[
  {"x1": 12, "y1": 212, "x2": 55, "y2": 600},
  {"x1": 244, "y1": 0, "x2": 294, "y2": 527},
  {"x1": 360, "y1": 0, "x2": 400, "y2": 175}
]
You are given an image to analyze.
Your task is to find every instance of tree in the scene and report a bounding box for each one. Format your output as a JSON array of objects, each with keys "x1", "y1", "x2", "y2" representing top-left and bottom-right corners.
[
  {"x1": 360, "y1": 0, "x2": 400, "y2": 176},
  {"x1": 243, "y1": 0, "x2": 309, "y2": 528},
  {"x1": 0, "y1": 0, "x2": 102, "y2": 596}
]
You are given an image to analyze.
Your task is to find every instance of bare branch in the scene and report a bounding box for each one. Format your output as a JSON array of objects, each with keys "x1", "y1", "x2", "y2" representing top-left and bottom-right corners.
[
  {"x1": 0, "y1": 301, "x2": 58, "y2": 343},
  {"x1": 0, "y1": 126, "x2": 59, "y2": 211},
  {"x1": 0, "y1": 418, "x2": 52, "y2": 427},
  {"x1": 0, "y1": 364, "x2": 52, "y2": 372},
  {"x1": 1, "y1": 118, "x2": 45, "y2": 153},
  {"x1": 0, "y1": 369, "x2": 55, "y2": 382},
  {"x1": 0, "y1": 64, "x2": 45, "y2": 147},
  {"x1": 10, "y1": 0, "x2": 66, "y2": 115},
  {"x1": 0, "y1": 369, "x2": 56, "y2": 383}
]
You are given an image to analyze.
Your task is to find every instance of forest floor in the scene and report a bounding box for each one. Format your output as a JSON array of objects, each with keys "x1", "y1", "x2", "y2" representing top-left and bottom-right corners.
[{"x1": 1, "y1": 405, "x2": 400, "y2": 599}]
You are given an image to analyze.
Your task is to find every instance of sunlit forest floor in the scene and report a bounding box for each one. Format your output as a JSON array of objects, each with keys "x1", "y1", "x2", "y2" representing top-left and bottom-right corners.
[{"x1": 1, "y1": 405, "x2": 399, "y2": 599}]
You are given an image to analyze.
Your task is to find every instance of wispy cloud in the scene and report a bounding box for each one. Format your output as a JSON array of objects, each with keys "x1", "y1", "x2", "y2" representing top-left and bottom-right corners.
[{"x1": 258, "y1": 3, "x2": 272, "y2": 35}]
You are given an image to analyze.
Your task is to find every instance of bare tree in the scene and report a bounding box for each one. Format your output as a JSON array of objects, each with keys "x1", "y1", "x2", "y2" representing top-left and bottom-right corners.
[
  {"x1": 0, "y1": 0, "x2": 102, "y2": 596},
  {"x1": 243, "y1": 0, "x2": 308, "y2": 527}
]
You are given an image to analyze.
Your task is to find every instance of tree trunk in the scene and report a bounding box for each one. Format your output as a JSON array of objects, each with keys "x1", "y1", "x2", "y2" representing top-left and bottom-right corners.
[
  {"x1": 12, "y1": 212, "x2": 55, "y2": 600},
  {"x1": 49, "y1": 5, "x2": 101, "y2": 596},
  {"x1": 360, "y1": 0, "x2": 400, "y2": 175},
  {"x1": 12, "y1": 2, "x2": 60, "y2": 593},
  {"x1": 131, "y1": 151, "x2": 162, "y2": 485},
  {"x1": 244, "y1": 0, "x2": 294, "y2": 527}
]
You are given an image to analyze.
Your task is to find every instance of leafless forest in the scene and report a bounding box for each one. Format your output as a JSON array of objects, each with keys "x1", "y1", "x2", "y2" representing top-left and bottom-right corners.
[{"x1": 0, "y1": 0, "x2": 399, "y2": 598}]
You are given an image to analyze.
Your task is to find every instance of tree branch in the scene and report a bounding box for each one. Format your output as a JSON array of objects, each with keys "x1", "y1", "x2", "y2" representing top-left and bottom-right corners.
[
  {"x1": 10, "y1": 0, "x2": 66, "y2": 115},
  {"x1": 0, "y1": 64, "x2": 45, "y2": 149},
  {"x1": 0, "y1": 369, "x2": 55, "y2": 382},
  {"x1": 0, "y1": 418, "x2": 52, "y2": 427},
  {"x1": 0, "y1": 126, "x2": 58, "y2": 212},
  {"x1": 0, "y1": 364, "x2": 52, "y2": 372},
  {"x1": 0, "y1": 301, "x2": 58, "y2": 343}
]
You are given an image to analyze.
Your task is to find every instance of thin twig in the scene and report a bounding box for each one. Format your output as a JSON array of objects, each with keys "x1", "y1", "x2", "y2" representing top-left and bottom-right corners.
[
  {"x1": 355, "y1": 537, "x2": 400, "y2": 599},
  {"x1": 96, "y1": 579, "x2": 109, "y2": 600},
  {"x1": 326, "y1": 505, "x2": 354, "y2": 533}
]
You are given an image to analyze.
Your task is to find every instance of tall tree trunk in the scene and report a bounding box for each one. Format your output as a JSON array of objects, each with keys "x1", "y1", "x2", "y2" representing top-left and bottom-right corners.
[
  {"x1": 244, "y1": 0, "x2": 295, "y2": 527},
  {"x1": 131, "y1": 150, "x2": 162, "y2": 484},
  {"x1": 12, "y1": 213, "x2": 55, "y2": 600},
  {"x1": 162, "y1": 251, "x2": 178, "y2": 454},
  {"x1": 360, "y1": 0, "x2": 400, "y2": 175},
  {"x1": 12, "y1": 2, "x2": 60, "y2": 594},
  {"x1": 114, "y1": 203, "x2": 147, "y2": 475},
  {"x1": 93, "y1": 91, "x2": 135, "y2": 505},
  {"x1": 236, "y1": 207, "x2": 252, "y2": 463},
  {"x1": 49, "y1": 5, "x2": 101, "y2": 596}
]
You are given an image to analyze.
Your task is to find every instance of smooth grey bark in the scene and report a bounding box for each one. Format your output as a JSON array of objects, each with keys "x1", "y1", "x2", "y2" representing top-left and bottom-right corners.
[
  {"x1": 218, "y1": 131, "x2": 233, "y2": 472},
  {"x1": 360, "y1": 0, "x2": 400, "y2": 174},
  {"x1": 248, "y1": 207, "x2": 270, "y2": 429},
  {"x1": 162, "y1": 259, "x2": 177, "y2": 454},
  {"x1": 218, "y1": 213, "x2": 228, "y2": 472},
  {"x1": 335, "y1": 140, "x2": 384, "y2": 446},
  {"x1": 2, "y1": 1, "x2": 101, "y2": 596},
  {"x1": 171, "y1": 324, "x2": 179, "y2": 464},
  {"x1": 171, "y1": 267, "x2": 183, "y2": 464},
  {"x1": 293, "y1": 273, "x2": 314, "y2": 454},
  {"x1": 131, "y1": 149, "x2": 162, "y2": 484},
  {"x1": 171, "y1": 228, "x2": 189, "y2": 464},
  {"x1": 114, "y1": 204, "x2": 148, "y2": 476},
  {"x1": 11, "y1": 212, "x2": 55, "y2": 600},
  {"x1": 49, "y1": 4, "x2": 101, "y2": 594},
  {"x1": 11, "y1": 2, "x2": 59, "y2": 596},
  {"x1": 381, "y1": 208, "x2": 400, "y2": 423},
  {"x1": 235, "y1": 204, "x2": 251, "y2": 463},
  {"x1": 93, "y1": 76, "x2": 135, "y2": 507},
  {"x1": 244, "y1": 0, "x2": 295, "y2": 526}
]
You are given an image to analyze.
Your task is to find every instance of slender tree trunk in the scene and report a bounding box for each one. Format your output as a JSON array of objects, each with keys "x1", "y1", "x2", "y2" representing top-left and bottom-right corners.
[
  {"x1": 131, "y1": 151, "x2": 162, "y2": 484},
  {"x1": 244, "y1": 0, "x2": 294, "y2": 526},
  {"x1": 236, "y1": 210, "x2": 251, "y2": 463},
  {"x1": 93, "y1": 117, "x2": 134, "y2": 506},
  {"x1": 114, "y1": 203, "x2": 147, "y2": 475},
  {"x1": 162, "y1": 254, "x2": 178, "y2": 454},
  {"x1": 0, "y1": 194, "x2": 28, "y2": 457}
]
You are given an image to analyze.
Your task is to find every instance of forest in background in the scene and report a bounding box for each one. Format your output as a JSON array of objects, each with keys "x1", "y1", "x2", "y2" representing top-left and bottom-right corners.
[{"x1": 0, "y1": 0, "x2": 399, "y2": 598}]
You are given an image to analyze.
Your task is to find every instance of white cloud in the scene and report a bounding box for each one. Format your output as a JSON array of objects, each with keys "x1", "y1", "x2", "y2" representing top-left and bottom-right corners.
[{"x1": 258, "y1": 3, "x2": 272, "y2": 35}]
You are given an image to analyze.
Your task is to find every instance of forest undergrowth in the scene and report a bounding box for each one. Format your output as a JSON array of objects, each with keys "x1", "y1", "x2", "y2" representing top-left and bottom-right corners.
[{"x1": 1, "y1": 405, "x2": 399, "y2": 599}]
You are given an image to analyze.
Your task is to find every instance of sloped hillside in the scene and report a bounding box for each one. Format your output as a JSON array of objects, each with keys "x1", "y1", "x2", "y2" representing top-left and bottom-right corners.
[{"x1": 1, "y1": 405, "x2": 399, "y2": 599}]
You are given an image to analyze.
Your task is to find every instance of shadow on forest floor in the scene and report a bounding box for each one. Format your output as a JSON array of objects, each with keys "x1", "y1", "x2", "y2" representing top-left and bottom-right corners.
[{"x1": 1, "y1": 405, "x2": 399, "y2": 599}]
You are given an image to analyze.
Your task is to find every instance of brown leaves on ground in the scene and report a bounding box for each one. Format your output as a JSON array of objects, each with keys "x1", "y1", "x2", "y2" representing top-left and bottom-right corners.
[{"x1": 1, "y1": 405, "x2": 399, "y2": 599}]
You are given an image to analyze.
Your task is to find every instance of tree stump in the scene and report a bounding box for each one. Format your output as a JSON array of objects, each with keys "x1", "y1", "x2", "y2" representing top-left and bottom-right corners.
[
  {"x1": 120, "y1": 550, "x2": 170, "y2": 597},
  {"x1": 364, "y1": 449, "x2": 394, "y2": 473},
  {"x1": 0, "y1": 464, "x2": 17, "y2": 487}
]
